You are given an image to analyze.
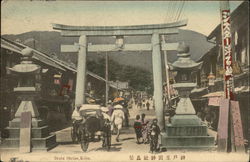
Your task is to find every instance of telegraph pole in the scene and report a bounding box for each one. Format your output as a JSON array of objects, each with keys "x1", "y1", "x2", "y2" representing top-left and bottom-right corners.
[
  {"x1": 161, "y1": 35, "x2": 171, "y2": 109},
  {"x1": 105, "y1": 52, "x2": 109, "y2": 106}
]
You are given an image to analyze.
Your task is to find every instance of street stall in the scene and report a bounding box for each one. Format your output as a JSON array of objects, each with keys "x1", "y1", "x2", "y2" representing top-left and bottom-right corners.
[{"x1": 202, "y1": 91, "x2": 224, "y2": 131}]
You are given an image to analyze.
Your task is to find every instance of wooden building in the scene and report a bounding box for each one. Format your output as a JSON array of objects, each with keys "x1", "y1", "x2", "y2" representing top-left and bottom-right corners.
[{"x1": 197, "y1": 1, "x2": 249, "y2": 149}]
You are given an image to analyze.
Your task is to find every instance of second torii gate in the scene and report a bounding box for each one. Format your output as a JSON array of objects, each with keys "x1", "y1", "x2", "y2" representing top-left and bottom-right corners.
[{"x1": 53, "y1": 20, "x2": 187, "y2": 131}]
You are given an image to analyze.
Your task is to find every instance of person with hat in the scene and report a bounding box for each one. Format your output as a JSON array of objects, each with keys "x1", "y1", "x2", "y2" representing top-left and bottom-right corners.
[
  {"x1": 71, "y1": 104, "x2": 83, "y2": 142},
  {"x1": 86, "y1": 98, "x2": 96, "y2": 104},
  {"x1": 101, "y1": 106, "x2": 111, "y2": 121},
  {"x1": 71, "y1": 104, "x2": 82, "y2": 121},
  {"x1": 107, "y1": 100, "x2": 114, "y2": 117},
  {"x1": 111, "y1": 102, "x2": 125, "y2": 142}
]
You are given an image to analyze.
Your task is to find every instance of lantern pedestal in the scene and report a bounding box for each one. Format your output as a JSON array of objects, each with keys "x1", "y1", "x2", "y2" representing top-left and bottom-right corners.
[
  {"x1": 1, "y1": 90, "x2": 57, "y2": 151},
  {"x1": 170, "y1": 83, "x2": 202, "y2": 126}
]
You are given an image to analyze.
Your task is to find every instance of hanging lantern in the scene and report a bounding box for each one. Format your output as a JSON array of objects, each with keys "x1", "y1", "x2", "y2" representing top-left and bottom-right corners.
[
  {"x1": 207, "y1": 72, "x2": 215, "y2": 86},
  {"x1": 115, "y1": 35, "x2": 124, "y2": 49},
  {"x1": 54, "y1": 74, "x2": 61, "y2": 85},
  {"x1": 208, "y1": 64, "x2": 215, "y2": 86}
]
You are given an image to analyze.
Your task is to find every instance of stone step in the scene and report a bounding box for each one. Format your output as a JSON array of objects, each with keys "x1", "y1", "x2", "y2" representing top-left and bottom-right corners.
[
  {"x1": 0, "y1": 134, "x2": 57, "y2": 150},
  {"x1": 6, "y1": 126, "x2": 49, "y2": 138},
  {"x1": 161, "y1": 145, "x2": 216, "y2": 151},
  {"x1": 166, "y1": 124, "x2": 208, "y2": 136},
  {"x1": 161, "y1": 135, "x2": 215, "y2": 147},
  {"x1": 9, "y1": 119, "x2": 46, "y2": 128},
  {"x1": 170, "y1": 115, "x2": 202, "y2": 126}
]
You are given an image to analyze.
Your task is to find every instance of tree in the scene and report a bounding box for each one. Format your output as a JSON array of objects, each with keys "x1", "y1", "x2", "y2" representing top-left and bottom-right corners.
[{"x1": 86, "y1": 58, "x2": 153, "y2": 95}]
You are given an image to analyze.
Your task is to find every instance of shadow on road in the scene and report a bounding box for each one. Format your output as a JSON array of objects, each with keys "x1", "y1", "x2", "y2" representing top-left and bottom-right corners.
[
  {"x1": 59, "y1": 141, "x2": 78, "y2": 145},
  {"x1": 111, "y1": 143, "x2": 122, "y2": 146},
  {"x1": 94, "y1": 146, "x2": 122, "y2": 152},
  {"x1": 122, "y1": 137, "x2": 135, "y2": 141}
]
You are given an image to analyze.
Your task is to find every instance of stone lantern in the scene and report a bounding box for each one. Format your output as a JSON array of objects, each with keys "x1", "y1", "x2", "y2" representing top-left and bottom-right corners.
[
  {"x1": 161, "y1": 42, "x2": 214, "y2": 150},
  {"x1": 9, "y1": 47, "x2": 40, "y2": 120},
  {"x1": 1, "y1": 47, "x2": 56, "y2": 151}
]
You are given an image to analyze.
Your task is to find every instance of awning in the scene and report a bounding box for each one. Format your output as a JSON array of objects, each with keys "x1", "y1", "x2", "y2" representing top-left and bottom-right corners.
[
  {"x1": 208, "y1": 97, "x2": 222, "y2": 107},
  {"x1": 235, "y1": 86, "x2": 250, "y2": 94},
  {"x1": 190, "y1": 87, "x2": 208, "y2": 98},
  {"x1": 202, "y1": 91, "x2": 224, "y2": 98}
]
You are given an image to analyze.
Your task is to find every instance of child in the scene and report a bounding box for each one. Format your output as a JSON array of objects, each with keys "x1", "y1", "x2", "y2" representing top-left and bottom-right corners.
[
  {"x1": 134, "y1": 115, "x2": 143, "y2": 144},
  {"x1": 149, "y1": 119, "x2": 160, "y2": 153}
]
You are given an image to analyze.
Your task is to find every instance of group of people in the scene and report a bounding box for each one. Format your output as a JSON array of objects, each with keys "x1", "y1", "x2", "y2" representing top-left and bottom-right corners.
[
  {"x1": 71, "y1": 97, "x2": 129, "y2": 142},
  {"x1": 132, "y1": 98, "x2": 153, "y2": 110},
  {"x1": 71, "y1": 97, "x2": 161, "y2": 153},
  {"x1": 133, "y1": 114, "x2": 160, "y2": 153}
]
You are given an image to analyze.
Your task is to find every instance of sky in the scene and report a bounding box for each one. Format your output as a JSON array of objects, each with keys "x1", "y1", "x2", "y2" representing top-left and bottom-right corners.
[{"x1": 1, "y1": 1, "x2": 243, "y2": 36}]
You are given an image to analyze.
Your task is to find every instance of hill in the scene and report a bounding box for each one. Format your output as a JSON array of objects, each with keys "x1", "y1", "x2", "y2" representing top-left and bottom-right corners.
[{"x1": 3, "y1": 29, "x2": 214, "y2": 72}]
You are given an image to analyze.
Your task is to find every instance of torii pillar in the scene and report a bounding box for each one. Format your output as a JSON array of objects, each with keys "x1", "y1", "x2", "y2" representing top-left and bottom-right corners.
[
  {"x1": 75, "y1": 35, "x2": 87, "y2": 106},
  {"x1": 152, "y1": 33, "x2": 164, "y2": 130}
]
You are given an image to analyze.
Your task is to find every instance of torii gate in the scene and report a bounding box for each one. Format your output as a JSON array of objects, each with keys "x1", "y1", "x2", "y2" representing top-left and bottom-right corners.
[{"x1": 52, "y1": 20, "x2": 187, "y2": 130}]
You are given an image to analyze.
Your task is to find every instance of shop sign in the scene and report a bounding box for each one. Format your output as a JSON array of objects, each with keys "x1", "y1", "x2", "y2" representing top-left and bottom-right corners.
[{"x1": 221, "y1": 9, "x2": 234, "y2": 99}]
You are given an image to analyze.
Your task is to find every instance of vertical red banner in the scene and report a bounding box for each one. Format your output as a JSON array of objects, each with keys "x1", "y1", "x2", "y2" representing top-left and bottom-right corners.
[{"x1": 221, "y1": 7, "x2": 234, "y2": 100}]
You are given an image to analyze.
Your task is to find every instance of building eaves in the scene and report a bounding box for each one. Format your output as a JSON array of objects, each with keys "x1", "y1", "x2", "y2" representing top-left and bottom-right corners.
[
  {"x1": 197, "y1": 45, "x2": 217, "y2": 62},
  {"x1": 1, "y1": 38, "x2": 66, "y2": 71},
  {"x1": 207, "y1": 1, "x2": 248, "y2": 40}
]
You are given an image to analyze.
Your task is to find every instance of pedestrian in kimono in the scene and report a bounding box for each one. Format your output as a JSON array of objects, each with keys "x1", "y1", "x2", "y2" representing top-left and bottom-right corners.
[
  {"x1": 141, "y1": 113, "x2": 150, "y2": 144},
  {"x1": 149, "y1": 119, "x2": 160, "y2": 153},
  {"x1": 137, "y1": 100, "x2": 142, "y2": 109},
  {"x1": 146, "y1": 101, "x2": 150, "y2": 111},
  {"x1": 133, "y1": 115, "x2": 143, "y2": 144}
]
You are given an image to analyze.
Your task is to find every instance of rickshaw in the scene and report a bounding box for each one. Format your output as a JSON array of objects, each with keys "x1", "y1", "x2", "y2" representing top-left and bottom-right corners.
[{"x1": 71, "y1": 104, "x2": 111, "y2": 152}]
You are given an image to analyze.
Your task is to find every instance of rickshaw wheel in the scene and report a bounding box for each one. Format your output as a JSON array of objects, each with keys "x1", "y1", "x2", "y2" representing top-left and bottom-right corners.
[
  {"x1": 79, "y1": 128, "x2": 89, "y2": 152},
  {"x1": 71, "y1": 126, "x2": 77, "y2": 143},
  {"x1": 103, "y1": 127, "x2": 111, "y2": 151},
  {"x1": 106, "y1": 135, "x2": 111, "y2": 151},
  {"x1": 80, "y1": 139, "x2": 89, "y2": 152}
]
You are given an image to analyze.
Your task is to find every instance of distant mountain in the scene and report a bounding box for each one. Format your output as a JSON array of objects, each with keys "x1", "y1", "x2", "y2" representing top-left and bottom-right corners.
[{"x1": 3, "y1": 29, "x2": 214, "y2": 72}]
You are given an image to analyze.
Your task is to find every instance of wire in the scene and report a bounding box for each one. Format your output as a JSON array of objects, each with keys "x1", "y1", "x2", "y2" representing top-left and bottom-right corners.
[
  {"x1": 166, "y1": 1, "x2": 186, "y2": 23},
  {"x1": 179, "y1": 1, "x2": 187, "y2": 21},
  {"x1": 170, "y1": 1, "x2": 178, "y2": 22},
  {"x1": 164, "y1": 1, "x2": 174, "y2": 23},
  {"x1": 175, "y1": 1, "x2": 185, "y2": 22},
  {"x1": 172, "y1": 1, "x2": 181, "y2": 22}
]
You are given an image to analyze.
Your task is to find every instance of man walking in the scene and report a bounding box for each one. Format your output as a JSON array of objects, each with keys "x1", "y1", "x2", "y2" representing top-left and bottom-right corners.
[
  {"x1": 111, "y1": 103, "x2": 125, "y2": 142},
  {"x1": 146, "y1": 101, "x2": 150, "y2": 111}
]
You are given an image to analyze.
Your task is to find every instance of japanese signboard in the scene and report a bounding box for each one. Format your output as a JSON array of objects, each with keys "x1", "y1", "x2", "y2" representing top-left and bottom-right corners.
[{"x1": 220, "y1": 2, "x2": 234, "y2": 99}]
